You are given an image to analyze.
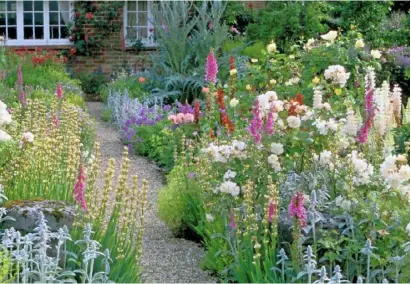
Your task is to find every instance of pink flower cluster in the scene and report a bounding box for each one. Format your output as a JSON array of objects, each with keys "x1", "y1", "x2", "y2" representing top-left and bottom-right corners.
[
  {"x1": 168, "y1": 113, "x2": 194, "y2": 124},
  {"x1": 73, "y1": 165, "x2": 87, "y2": 211},
  {"x1": 288, "y1": 191, "x2": 307, "y2": 227},
  {"x1": 248, "y1": 100, "x2": 264, "y2": 144},
  {"x1": 357, "y1": 77, "x2": 375, "y2": 144},
  {"x1": 205, "y1": 50, "x2": 218, "y2": 83}
]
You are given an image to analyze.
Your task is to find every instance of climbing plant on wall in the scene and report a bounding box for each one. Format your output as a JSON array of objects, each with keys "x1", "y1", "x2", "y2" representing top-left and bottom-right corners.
[{"x1": 67, "y1": 1, "x2": 124, "y2": 56}]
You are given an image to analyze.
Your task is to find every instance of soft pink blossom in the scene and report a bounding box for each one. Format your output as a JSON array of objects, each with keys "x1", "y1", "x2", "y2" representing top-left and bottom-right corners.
[{"x1": 73, "y1": 165, "x2": 87, "y2": 211}]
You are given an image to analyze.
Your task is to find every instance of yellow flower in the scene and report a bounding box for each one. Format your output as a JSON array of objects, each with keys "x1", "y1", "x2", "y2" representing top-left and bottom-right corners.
[
  {"x1": 312, "y1": 76, "x2": 320, "y2": 84},
  {"x1": 267, "y1": 41, "x2": 277, "y2": 53},
  {"x1": 229, "y1": 69, "x2": 237, "y2": 76},
  {"x1": 269, "y1": 79, "x2": 277, "y2": 85},
  {"x1": 334, "y1": 88, "x2": 342, "y2": 95},
  {"x1": 229, "y1": 98, "x2": 239, "y2": 108},
  {"x1": 246, "y1": 84, "x2": 252, "y2": 91},
  {"x1": 251, "y1": 58, "x2": 258, "y2": 63},
  {"x1": 370, "y1": 49, "x2": 381, "y2": 59},
  {"x1": 355, "y1": 39, "x2": 365, "y2": 48}
]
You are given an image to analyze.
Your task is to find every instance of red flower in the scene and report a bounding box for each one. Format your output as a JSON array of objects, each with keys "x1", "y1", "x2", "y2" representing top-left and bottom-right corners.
[
  {"x1": 194, "y1": 100, "x2": 200, "y2": 124},
  {"x1": 139, "y1": 77, "x2": 146, "y2": 83},
  {"x1": 86, "y1": 12, "x2": 93, "y2": 20},
  {"x1": 296, "y1": 93, "x2": 304, "y2": 105},
  {"x1": 248, "y1": 2, "x2": 254, "y2": 8},
  {"x1": 229, "y1": 55, "x2": 236, "y2": 70},
  {"x1": 75, "y1": 12, "x2": 80, "y2": 18},
  {"x1": 70, "y1": 48, "x2": 76, "y2": 56}
]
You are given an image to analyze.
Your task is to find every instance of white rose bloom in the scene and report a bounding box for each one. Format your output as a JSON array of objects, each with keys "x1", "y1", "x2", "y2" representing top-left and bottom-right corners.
[
  {"x1": 232, "y1": 140, "x2": 246, "y2": 151},
  {"x1": 326, "y1": 119, "x2": 338, "y2": 132},
  {"x1": 313, "y1": 119, "x2": 327, "y2": 135},
  {"x1": 322, "y1": 102, "x2": 332, "y2": 111},
  {"x1": 319, "y1": 150, "x2": 332, "y2": 166},
  {"x1": 321, "y1": 30, "x2": 338, "y2": 42},
  {"x1": 355, "y1": 39, "x2": 365, "y2": 48},
  {"x1": 267, "y1": 41, "x2": 277, "y2": 53},
  {"x1": 229, "y1": 98, "x2": 239, "y2": 108},
  {"x1": 398, "y1": 165, "x2": 410, "y2": 181},
  {"x1": 0, "y1": 129, "x2": 12, "y2": 141},
  {"x1": 219, "y1": 180, "x2": 240, "y2": 197},
  {"x1": 287, "y1": 116, "x2": 301, "y2": 128},
  {"x1": 0, "y1": 108, "x2": 12, "y2": 126},
  {"x1": 301, "y1": 111, "x2": 314, "y2": 121},
  {"x1": 257, "y1": 91, "x2": 278, "y2": 114},
  {"x1": 370, "y1": 49, "x2": 382, "y2": 59},
  {"x1": 270, "y1": 143, "x2": 284, "y2": 155},
  {"x1": 267, "y1": 154, "x2": 282, "y2": 172},
  {"x1": 0, "y1": 100, "x2": 7, "y2": 110},
  {"x1": 324, "y1": 65, "x2": 351, "y2": 87},
  {"x1": 223, "y1": 170, "x2": 237, "y2": 180},
  {"x1": 273, "y1": 100, "x2": 284, "y2": 112}
]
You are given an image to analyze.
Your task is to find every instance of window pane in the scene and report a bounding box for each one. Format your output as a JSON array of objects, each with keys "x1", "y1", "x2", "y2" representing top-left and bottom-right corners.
[
  {"x1": 126, "y1": 26, "x2": 137, "y2": 38},
  {"x1": 0, "y1": 13, "x2": 5, "y2": 25},
  {"x1": 50, "y1": 26, "x2": 59, "y2": 39},
  {"x1": 34, "y1": 12, "x2": 43, "y2": 25},
  {"x1": 7, "y1": 13, "x2": 16, "y2": 25},
  {"x1": 24, "y1": 26, "x2": 33, "y2": 39},
  {"x1": 58, "y1": 1, "x2": 69, "y2": 11},
  {"x1": 50, "y1": 12, "x2": 58, "y2": 25},
  {"x1": 0, "y1": 2, "x2": 5, "y2": 12},
  {"x1": 138, "y1": 1, "x2": 147, "y2": 11},
  {"x1": 23, "y1": 12, "x2": 32, "y2": 25},
  {"x1": 8, "y1": 26, "x2": 16, "y2": 39},
  {"x1": 35, "y1": 26, "x2": 43, "y2": 39},
  {"x1": 49, "y1": 0, "x2": 58, "y2": 11},
  {"x1": 0, "y1": 27, "x2": 4, "y2": 36},
  {"x1": 128, "y1": 1, "x2": 136, "y2": 11},
  {"x1": 23, "y1": 1, "x2": 32, "y2": 11},
  {"x1": 127, "y1": 12, "x2": 136, "y2": 26},
  {"x1": 34, "y1": 0, "x2": 42, "y2": 11},
  {"x1": 138, "y1": 12, "x2": 147, "y2": 26},
  {"x1": 7, "y1": 1, "x2": 16, "y2": 11},
  {"x1": 60, "y1": 12, "x2": 69, "y2": 25},
  {"x1": 60, "y1": 26, "x2": 68, "y2": 38},
  {"x1": 138, "y1": 27, "x2": 147, "y2": 38}
]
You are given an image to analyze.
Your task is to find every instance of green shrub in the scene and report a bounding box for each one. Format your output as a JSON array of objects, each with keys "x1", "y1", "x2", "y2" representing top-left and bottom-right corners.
[
  {"x1": 76, "y1": 69, "x2": 107, "y2": 99},
  {"x1": 100, "y1": 75, "x2": 147, "y2": 102},
  {"x1": 102, "y1": 108, "x2": 112, "y2": 122},
  {"x1": 242, "y1": 41, "x2": 266, "y2": 62},
  {"x1": 246, "y1": 1, "x2": 330, "y2": 51}
]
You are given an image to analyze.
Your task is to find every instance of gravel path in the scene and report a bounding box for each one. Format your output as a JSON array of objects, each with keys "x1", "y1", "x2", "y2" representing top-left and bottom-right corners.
[{"x1": 86, "y1": 102, "x2": 216, "y2": 283}]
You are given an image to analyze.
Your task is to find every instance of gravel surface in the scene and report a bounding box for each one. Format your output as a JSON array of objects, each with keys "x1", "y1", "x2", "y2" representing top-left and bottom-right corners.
[{"x1": 86, "y1": 102, "x2": 216, "y2": 283}]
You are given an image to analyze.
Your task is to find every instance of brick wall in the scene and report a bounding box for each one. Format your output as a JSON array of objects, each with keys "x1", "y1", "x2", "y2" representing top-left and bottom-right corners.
[{"x1": 67, "y1": 1, "x2": 155, "y2": 76}]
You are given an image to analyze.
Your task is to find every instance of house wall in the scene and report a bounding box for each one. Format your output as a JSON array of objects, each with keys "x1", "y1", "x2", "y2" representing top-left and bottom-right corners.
[{"x1": 67, "y1": 1, "x2": 155, "y2": 76}]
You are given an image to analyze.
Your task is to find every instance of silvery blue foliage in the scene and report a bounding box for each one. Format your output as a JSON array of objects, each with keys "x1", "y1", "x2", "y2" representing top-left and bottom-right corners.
[
  {"x1": 297, "y1": 245, "x2": 318, "y2": 283},
  {"x1": 0, "y1": 205, "x2": 113, "y2": 283},
  {"x1": 313, "y1": 266, "x2": 329, "y2": 284}
]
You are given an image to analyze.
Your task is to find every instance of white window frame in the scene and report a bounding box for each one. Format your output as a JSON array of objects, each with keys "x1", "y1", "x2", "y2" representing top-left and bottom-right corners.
[
  {"x1": 123, "y1": 0, "x2": 156, "y2": 48},
  {"x1": 3, "y1": 0, "x2": 73, "y2": 46}
]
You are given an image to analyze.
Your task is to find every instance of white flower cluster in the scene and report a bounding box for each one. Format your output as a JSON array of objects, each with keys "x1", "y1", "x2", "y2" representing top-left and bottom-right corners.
[
  {"x1": 257, "y1": 91, "x2": 278, "y2": 115},
  {"x1": 350, "y1": 151, "x2": 374, "y2": 186},
  {"x1": 270, "y1": 143, "x2": 284, "y2": 155},
  {"x1": 312, "y1": 118, "x2": 338, "y2": 135},
  {"x1": 324, "y1": 65, "x2": 351, "y2": 87},
  {"x1": 335, "y1": 196, "x2": 352, "y2": 211},
  {"x1": 374, "y1": 81, "x2": 391, "y2": 136},
  {"x1": 287, "y1": 116, "x2": 301, "y2": 128},
  {"x1": 267, "y1": 154, "x2": 282, "y2": 172},
  {"x1": 303, "y1": 38, "x2": 315, "y2": 50},
  {"x1": 218, "y1": 180, "x2": 240, "y2": 197},
  {"x1": 0, "y1": 100, "x2": 12, "y2": 142},
  {"x1": 223, "y1": 169, "x2": 237, "y2": 180},
  {"x1": 203, "y1": 140, "x2": 246, "y2": 163},
  {"x1": 284, "y1": 77, "x2": 300, "y2": 86},
  {"x1": 380, "y1": 155, "x2": 410, "y2": 193},
  {"x1": 340, "y1": 109, "x2": 359, "y2": 137},
  {"x1": 321, "y1": 30, "x2": 338, "y2": 42}
]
